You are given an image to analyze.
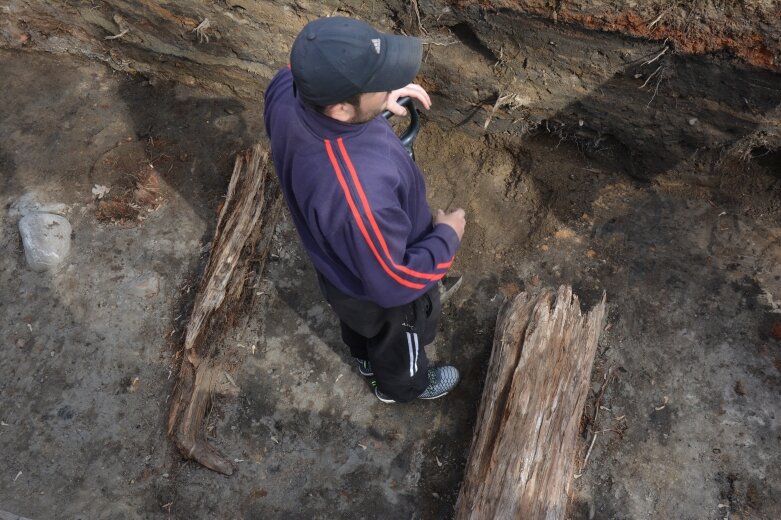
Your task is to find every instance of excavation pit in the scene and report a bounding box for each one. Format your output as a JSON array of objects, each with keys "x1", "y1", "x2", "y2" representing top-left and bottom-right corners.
[{"x1": 1, "y1": 4, "x2": 780, "y2": 518}]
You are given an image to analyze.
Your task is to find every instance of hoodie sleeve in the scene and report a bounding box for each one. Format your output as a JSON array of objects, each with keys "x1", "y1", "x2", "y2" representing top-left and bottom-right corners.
[{"x1": 326, "y1": 204, "x2": 460, "y2": 308}]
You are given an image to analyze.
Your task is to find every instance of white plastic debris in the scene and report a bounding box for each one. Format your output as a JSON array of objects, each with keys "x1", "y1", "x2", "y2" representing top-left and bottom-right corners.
[
  {"x1": 92, "y1": 184, "x2": 111, "y2": 199},
  {"x1": 18, "y1": 213, "x2": 72, "y2": 272}
]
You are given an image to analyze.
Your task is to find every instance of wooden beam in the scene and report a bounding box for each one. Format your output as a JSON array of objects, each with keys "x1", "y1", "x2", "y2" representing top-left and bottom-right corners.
[
  {"x1": 167, "y1": 144, "x2": 282, "y2": 475},
  {"x1": 456, "y1": 286, "x2": 606, "y2": 519}
]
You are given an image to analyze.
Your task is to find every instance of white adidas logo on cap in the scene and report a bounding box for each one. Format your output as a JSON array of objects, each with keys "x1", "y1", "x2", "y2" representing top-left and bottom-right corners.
[{"x1": 371, "y1": 38, "x2": 381, "y2": 54}]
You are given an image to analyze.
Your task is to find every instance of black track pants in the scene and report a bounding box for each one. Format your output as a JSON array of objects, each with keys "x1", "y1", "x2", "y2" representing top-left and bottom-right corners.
[{"x1": 317, "y1": 273, "x2": 441, "y2": 403}]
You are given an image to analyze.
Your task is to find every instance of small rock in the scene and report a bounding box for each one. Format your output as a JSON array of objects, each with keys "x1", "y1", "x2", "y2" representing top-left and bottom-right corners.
[
  {"x1": 554, "y1": 228, "x2": 576, "y2": 240},
  {"x1": 10, "y1": 193, "x2": 68, "y2": 218},
  {"x1": 688, "y1": 118, "x2": 698, "y2": 126},
  {"x1": 18, "y1": 213, "x2": 72, "y2": 272},
  {"x1": 127, "y1": 273, "x2": 160, "y2": 298},
  {"x1": 585, "y1": 249, "x2": 597, "y2": 258},
  {"x1": 127, "y1": 376, "x2": 141, "y2": 393}
]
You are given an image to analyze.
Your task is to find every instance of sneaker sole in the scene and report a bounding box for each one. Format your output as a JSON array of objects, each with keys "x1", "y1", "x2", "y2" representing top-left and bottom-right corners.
[
  {"x1": 418, "y1": 391, "x2": 451, "y2": 400},
  {"x1": 374, "y1": 387, "x2": 396, "y2": 404},
  {"x1": 376, "y1": 390, "x2": 450, "y2": 402},
  {"x1": 356, "y1": 359, "x2": 374, "y2": 377},
  {"x1": 374, "y1": 388, "x2": 454, "y2": 403}
]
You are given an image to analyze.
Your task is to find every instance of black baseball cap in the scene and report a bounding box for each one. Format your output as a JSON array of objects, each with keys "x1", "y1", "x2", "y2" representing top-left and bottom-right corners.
[{"x1": 290, "y1": 17, "x2": 423, "y2": 106}]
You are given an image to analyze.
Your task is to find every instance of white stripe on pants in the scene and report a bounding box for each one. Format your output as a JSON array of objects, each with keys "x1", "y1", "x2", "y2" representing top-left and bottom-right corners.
[{"x1": 406, "y1": 332, "x2": 420, "y2": 377}]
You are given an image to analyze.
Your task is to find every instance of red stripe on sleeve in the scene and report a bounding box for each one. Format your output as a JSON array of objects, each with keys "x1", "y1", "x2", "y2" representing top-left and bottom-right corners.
[
  {"x1": 324, "y1": 140, "x2": 426, "y2": 291},
  {"x1": 337, "y1": 138, "x2": 447, "y2": 282},
  {"x1": 436, "y1": 260, "x2": 453, "y2": 270}
]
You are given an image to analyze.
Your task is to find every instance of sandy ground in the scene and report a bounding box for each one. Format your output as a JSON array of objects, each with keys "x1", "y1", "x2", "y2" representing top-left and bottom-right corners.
[{"x1": 1, "y1": 49, "x2": 779, "y2": 520}]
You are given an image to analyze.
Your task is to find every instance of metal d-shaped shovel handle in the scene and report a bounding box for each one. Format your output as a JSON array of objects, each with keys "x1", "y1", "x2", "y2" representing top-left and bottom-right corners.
[{"x1": 382, "y1": 96, "x2": 419, "y2": 159}]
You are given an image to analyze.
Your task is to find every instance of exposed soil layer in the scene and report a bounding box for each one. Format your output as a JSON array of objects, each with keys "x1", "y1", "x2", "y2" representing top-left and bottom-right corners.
[
  {"x1": 1, "y1": 3, "x2": 780, "y2": 519},
  {"x1": 451, "y1": 0, "x2": 780, "y2": 71},
  {"x1": 4, "y1": 1, "x2": 779, "y2": 187}
]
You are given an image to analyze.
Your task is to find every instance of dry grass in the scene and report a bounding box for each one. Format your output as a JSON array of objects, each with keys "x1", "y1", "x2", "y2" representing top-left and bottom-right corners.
[
  {"x1": 95, "y1": 168, "x2": 164, "y2": 224},
  {"x1": 724, "y1": 129, "x2": 779, "y2": 163}
]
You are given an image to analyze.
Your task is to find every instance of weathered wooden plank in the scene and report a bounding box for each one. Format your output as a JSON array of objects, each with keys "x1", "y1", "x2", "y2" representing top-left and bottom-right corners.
[
  {"x1": 166, "y1": 144, "x2": 281, "y2": 475},
  {"x1": 456, "y1": 286, "x2": 606, "y2": 519}
]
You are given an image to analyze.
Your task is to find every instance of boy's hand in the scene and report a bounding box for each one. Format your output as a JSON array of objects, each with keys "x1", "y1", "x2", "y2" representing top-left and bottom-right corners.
[
  {"x1": 386, "y1": 84, "x2": 432, "y2": 116},
  {"x1": 435, "y1": 208, "x2": 466, "y2": 240}
]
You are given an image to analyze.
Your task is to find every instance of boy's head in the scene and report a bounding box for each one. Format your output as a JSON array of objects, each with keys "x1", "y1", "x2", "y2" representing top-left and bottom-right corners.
[{"x1": 290, "y1": 17, "x2": 422, "y2": 108}]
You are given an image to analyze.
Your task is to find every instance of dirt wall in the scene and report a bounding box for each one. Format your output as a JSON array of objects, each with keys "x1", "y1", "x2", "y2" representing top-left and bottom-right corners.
[
  {"x1": 450, "y1": 0, "x2": 780, "y2": 71},
  {"x1": 3, "y1": 1, "x2": 779, "y2": 181}
]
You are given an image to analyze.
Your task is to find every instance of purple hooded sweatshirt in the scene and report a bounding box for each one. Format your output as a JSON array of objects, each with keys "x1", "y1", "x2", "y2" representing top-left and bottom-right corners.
[{"x1": 264, "y1": 68, "x2": 460, "y2": 308}]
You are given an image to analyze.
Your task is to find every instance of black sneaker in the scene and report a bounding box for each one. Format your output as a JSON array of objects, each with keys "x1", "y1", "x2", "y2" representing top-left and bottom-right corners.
[
  {"x1": 355, "y1": 358, "x2": 374, "y2": 377},
  {"x1": 372, "y1": 379, "x2": 396, "y2": 403},
  {"x1": 374, "y1": 365, "x2": 460, "y2": 403}
]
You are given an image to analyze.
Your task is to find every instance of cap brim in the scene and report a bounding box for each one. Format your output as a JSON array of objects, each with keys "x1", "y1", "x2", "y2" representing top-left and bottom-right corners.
[{"x1": 362, "y1": 34, "x2": 422, "y2": 93}]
